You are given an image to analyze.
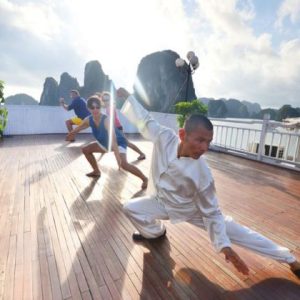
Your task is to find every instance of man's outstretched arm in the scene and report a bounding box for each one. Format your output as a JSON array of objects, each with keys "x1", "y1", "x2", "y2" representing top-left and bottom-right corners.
[
  {"x1": 196, "y1": 186, "x2": 249, "y2": 275},
  {"x1": 117, "y1": 88, "x2": 169, "y2": 142},
  {"x1": 59, "y1": 97, "x2": 69, "y2": 111}
]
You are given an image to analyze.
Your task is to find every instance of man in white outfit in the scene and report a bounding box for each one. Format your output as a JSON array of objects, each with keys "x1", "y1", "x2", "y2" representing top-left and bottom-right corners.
[{"x1": 117, "y1": 87, "x2": 300, "y2": 277}]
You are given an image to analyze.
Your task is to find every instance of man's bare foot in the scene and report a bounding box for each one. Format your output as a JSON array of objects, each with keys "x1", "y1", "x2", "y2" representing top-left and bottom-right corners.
[
  {"x1": 137, "y1": 154, "x2": 146, "y2": 160},
  {"x1": 86, "y1": 171, "x2": 101, "y2": 178},
  {"x1": 141, "y1": 178, "x2": 148, "y2": 189}
]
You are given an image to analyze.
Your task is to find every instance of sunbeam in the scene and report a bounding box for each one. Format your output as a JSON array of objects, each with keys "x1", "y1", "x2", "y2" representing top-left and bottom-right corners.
[
  {"x1": 134, "y1": 77, "x2": 150, "y2": 106},
  {"x1": 104, "y1": 87, "x2": 115, "y2": 152}
]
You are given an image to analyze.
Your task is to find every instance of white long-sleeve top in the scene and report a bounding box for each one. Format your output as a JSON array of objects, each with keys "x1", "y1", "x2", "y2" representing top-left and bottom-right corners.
[{"x1": 121, "y1": 95, "x2": 231, "y2": 252}]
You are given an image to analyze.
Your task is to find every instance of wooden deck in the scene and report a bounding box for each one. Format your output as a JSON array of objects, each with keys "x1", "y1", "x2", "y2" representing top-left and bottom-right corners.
[{"x1": 0, "y1": 134, "x2": 299, "y2": 300}]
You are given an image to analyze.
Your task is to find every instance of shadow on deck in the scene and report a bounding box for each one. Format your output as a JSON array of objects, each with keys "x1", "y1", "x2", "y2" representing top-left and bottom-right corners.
[{"x1": 0, "y1": 134, "x2": 299, "y2": 299}]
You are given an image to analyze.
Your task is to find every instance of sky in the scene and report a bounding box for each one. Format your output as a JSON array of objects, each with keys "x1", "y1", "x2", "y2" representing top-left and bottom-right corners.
[{"x1": 1, "y1": 0, "x2": 300, "y2": 108}]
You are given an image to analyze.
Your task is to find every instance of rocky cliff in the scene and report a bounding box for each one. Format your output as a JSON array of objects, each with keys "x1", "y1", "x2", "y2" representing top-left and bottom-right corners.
[
  {"x1": 39, "y1": 61, "x2": 113, "y2": 106},
  {"x1": 200, "y1": 97, "x2": 262, "y2": 118},
  {"x1": 39, "y1": 77, "x2": 59, "y2": 106},
  {"x1": 57, "y1": 72, "x2": 80, "y2": 105},
  {"x1": 38, "y1": 52, "x2": 197, "y2": 111},
  {"x1": 133, "y1": 50, "x2": 196, "y2": 112},
  {"x1": 80, "y1": 60, "x2": 112, "y2": 99},
  {"x1": 242, "y1": 100, "x2": 261, "y2": 115},
  {"x1": 5, "y1": 94, "x2": 38, "y2": 105}
]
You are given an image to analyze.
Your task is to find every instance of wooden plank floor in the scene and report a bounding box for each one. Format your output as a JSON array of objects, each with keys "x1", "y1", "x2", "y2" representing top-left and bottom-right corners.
[{"x1": 0, "y1": 134, "x2": 299, "y2": 300}]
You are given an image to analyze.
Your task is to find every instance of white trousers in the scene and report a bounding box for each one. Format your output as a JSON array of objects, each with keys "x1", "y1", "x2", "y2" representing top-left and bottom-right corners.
[{"x1": 123, "y1": 196, "x2": 296, "y2": 264}]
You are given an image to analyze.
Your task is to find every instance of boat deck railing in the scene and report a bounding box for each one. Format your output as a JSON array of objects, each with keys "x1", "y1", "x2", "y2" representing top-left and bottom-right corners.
[
  {"x1": 210, "y1": 115, "x2": 300, "y2": 171},
  {"x1": 4, "y1": 105, "x2": 300, "y2": 171}
]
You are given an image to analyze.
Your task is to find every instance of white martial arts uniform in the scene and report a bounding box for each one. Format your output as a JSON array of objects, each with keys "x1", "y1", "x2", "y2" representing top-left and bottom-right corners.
[{"x1": 121, "y1": 95, "x2": 295, "y2": 263}]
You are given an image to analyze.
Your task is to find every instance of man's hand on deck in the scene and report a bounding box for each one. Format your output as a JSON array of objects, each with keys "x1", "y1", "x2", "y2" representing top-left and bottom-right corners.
[
  {"x1": 66, "y1": 132, "x2": 75, "y2": 141},
  {"x1": 116, "y1": 88, "x2": 130, "y2": 100},
  {"x1": 221, "y1": 247, "x2": 249, "y2": 275}
]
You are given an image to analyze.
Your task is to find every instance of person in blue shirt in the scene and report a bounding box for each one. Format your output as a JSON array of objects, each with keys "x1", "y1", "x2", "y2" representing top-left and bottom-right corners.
[
  {"x1": 59, "y1": 90, "x2": 90, "y2": 141},
  {"x1": 66, "y1": 95, "x2": 148, "y2": 189}
]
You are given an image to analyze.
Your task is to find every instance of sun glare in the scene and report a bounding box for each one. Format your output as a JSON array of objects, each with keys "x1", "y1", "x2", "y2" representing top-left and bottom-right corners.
[
  {"x1": 64, "y1": 0, "x2": 190, "y2": 91},
  {"x1": 107, "y1": 85, "x2": 115, "y2": 152},
  {"x1": 133, "y1": 77, "x2": 150, "y2": 106}
]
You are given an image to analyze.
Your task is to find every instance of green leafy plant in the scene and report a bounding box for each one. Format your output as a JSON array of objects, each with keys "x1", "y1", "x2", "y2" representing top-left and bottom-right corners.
[
  {"x1": 174, "y1": 99, "x2": 208, "y2": 128},
  {"x1": 0, "y1": 80, "x2": 8, "y2": 138}
]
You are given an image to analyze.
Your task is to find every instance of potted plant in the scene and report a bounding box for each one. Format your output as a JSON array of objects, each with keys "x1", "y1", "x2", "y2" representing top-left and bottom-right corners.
[
  {"x1": 174, "y1": 99, "x2": 208, "y2": 128},
  {"x1": 0, "y1": 80, "x2": 8, "y2": 139}
]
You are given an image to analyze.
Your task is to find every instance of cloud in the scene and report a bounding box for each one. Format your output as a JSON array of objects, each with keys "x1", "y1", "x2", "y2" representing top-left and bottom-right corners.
[
  {"x1": 186, "y1": 0, "x2": 300, "y2": 107},
  {"x1": 275, "y1": 0, "x2": 300, "y2": 29},
  {"x1": 0, "y1": 0, "x2": 63, "y2": 40}
]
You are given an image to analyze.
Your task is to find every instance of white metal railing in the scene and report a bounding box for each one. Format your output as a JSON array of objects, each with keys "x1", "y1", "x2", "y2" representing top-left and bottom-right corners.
[
  {"x1": 3, "y1": 105, "x2": 300, "y2": 171},
  {"x1": 3, "y1": 105, "x2": 137, "y2": 135},
  {"x1": 3, "y1": 105, "x2": 177, "y2": 135},
  {"x1": 210, "y1": 115, "x2": 300, "y2": 171}
]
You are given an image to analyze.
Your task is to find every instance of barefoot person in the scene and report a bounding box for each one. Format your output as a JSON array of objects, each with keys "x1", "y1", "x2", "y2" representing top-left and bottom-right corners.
[
  {"x1": 60, "y1": 90, "x2": 90, "y2": 141},
  {"x1": 67, "y1": 95, "x2": 148, "y2": 189},
  {"x1": 99, "y1": 91, "x2": 146, "y2": 160},
  {"x1": 117, "y1": 87, "x2": 300, "y2": 278}
]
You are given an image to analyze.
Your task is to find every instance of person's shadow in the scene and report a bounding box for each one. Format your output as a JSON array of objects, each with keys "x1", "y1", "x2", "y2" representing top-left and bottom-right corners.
[
  {"x1": 22, "y1": 133, "x2": 95, "y2": 186},
  {"x1": 61, "y1": 165, "x2": 147, "y2": 299},
  {"x1": 138, "y1": 237, "x2": 223, "y2": 299},
  {"x1": 139, "y1": 238, "x2": 300, "y2": 300},
  {"x1": 22, "y1": 143, "x2": 84, "y2": 186}
]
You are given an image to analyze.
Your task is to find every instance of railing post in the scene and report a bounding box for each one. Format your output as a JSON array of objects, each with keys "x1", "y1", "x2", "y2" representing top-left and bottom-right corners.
[{"x1": 257, "y1": 113, "x2": 270, "y2": 161}]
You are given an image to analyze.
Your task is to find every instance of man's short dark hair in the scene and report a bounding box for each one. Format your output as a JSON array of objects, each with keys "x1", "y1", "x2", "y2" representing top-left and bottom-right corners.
[
  {"x1": 70, "y1": 90, "x2": 80, "y2": 96},
  {"x1": 87, "y1": 96, "x2": 101, "y2": 108},
  {"x1": 184, "y1": 114, "x2": 213, "y2": 133}
]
